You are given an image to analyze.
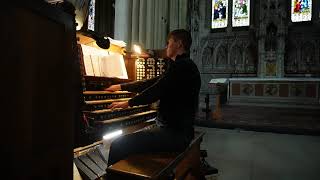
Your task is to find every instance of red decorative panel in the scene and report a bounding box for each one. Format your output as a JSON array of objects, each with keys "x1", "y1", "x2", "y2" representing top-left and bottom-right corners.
[
  {"x1": 232, "y1": 84, "x2": 241, "y2": 95},
  {"x1": 306, "y1": 84, "x2": 317, "y2": 98},
  {"x1": 279, "y1": 84, "x2": 289, "y2": 97},
  {"x1": 255, "y1": 84, "x2": 263, "y2": 96}
]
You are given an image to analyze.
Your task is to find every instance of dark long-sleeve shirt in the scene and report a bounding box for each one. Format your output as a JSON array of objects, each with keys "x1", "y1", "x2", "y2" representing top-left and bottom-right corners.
[{"x1": 121, "y1": 54, "x2": 201, "y2": 139}]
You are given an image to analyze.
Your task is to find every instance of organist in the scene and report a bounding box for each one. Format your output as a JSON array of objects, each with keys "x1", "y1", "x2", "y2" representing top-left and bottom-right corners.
[{"x1": 105, "y1": 29, "x2": 201, "y2": 166}]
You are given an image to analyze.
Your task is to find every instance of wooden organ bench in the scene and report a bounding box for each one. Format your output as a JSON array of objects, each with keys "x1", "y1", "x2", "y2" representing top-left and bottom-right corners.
[{"x1": 106, "y1": 131, "x2": 205, "y2": 180}]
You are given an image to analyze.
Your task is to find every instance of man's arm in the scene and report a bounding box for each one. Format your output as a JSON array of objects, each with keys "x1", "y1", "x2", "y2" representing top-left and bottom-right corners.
[
  {"x1": 121, "y1": 76, "x2": 160, "y2": 93},
  {"x1": 105, "y1": 76, "x2": 160, "y2": 93},
  {"x1": 128, "y1": 63, "x2": 180, "y2": 106}
]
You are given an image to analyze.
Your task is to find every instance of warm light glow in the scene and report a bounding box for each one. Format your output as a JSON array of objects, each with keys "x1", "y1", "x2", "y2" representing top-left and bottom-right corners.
[
  {"x1": 76, "y1": 24, "x2": 82, "y2": 31},
  {"x1": 133, "y1": 44, "x2": 142, "y2": 54},
  {"x1": 103, "y1": 130, "x2": 123, "y2": 140}
]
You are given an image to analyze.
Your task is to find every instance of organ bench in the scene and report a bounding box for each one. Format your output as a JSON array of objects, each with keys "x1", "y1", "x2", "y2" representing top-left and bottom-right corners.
[{"x1": 106, "y1": 132, "x2": 205, "y2": 180}]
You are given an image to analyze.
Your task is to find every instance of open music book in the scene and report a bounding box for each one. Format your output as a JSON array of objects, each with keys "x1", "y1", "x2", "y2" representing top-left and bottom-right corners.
[{"x1": 81, "y1": 44, "x2": 128, "y2": 79}]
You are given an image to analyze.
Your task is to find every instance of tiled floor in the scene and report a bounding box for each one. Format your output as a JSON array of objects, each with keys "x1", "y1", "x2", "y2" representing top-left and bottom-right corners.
[{"x1": 196, "y1": 127, "x2": 320, "y2": 180}]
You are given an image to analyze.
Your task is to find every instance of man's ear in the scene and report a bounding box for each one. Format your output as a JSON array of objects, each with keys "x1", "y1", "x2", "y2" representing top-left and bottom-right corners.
[{"x1": 177, "y1": 40, "x2": 183, "y2": 49}]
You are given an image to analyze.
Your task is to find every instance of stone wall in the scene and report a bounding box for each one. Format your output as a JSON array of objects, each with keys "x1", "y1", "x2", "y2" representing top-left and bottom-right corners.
[{"x1": 190, "y1": 0, "x2": 320, "y2": 106}]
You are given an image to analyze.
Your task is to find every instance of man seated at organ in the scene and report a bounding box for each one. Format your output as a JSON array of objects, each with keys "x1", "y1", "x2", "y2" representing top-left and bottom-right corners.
[{"x1": 104, "y1": 29, "x2": 201, "y2": 165}]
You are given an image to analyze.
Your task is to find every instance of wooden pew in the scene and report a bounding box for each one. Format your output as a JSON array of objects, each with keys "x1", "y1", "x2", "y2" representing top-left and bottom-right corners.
[{"x1": 106, "y1": 132, "x2": 205, "y2": 180}]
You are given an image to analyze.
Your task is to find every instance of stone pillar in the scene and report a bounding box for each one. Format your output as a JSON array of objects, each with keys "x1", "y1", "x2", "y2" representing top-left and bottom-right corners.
[
  {"x1": 169, "y1": 0, "x2": 179, "y2": 31},
  {"x1": 114, "y1": 0, "x2": 132, "y2": 46},
  {"x1": 138, "y1": 0, "x2": 147, "y2": 45},
  {"x1": 178, "y1": 0, "x2": 188, "y2": 29},
  {"x1": 131, "y1": 0, "x2": 140, "y2": 46}
]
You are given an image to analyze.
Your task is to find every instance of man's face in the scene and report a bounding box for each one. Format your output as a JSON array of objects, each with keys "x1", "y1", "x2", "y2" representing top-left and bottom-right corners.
[{"x1": 166, "y1": 38, "x2": 180, "y2": 59}]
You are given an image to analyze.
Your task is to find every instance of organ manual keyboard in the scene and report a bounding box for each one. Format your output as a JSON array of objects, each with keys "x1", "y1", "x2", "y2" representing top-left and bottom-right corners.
[
  {"x1": 82, "y1": 89, "x2": 158, "y2": 140},
  {"x1": 74, "y1": 81, "x2": 158, "y2": 180}
]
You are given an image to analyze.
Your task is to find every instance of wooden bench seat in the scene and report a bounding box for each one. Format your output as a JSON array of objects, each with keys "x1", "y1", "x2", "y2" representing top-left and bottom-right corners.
[{"x1": 106, "y1": 131, "x2": 205, "y2": 180}]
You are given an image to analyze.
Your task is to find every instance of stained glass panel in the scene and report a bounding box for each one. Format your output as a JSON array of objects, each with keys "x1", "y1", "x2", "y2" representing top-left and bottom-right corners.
[
  {"x1": 291, "y1": 0, "x2": 312, "y2": 22},
  {"x1": 232, "y1": 0, "x2": 250, "y2": 27},
  {"x1": 211, "y1": 0, "x2": 228, "y2": 29},
  {"x1": 88, "y1": 0, "x2": 95, "y2": 31}
]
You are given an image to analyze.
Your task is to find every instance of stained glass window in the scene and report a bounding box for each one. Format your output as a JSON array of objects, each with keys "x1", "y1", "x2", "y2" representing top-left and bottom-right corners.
[
  {"x1": 88, "y1": 0, "x2": 95, "y2": 31},
  {"x1": 291, "y1": 0, "x2": 312, "y2": 22},
  {"x1": 232, "y1": 0, "x2": 250, "y2": 27},
  {"x1": 211, "y1": 0, "x2": 228, "y2": 29}
]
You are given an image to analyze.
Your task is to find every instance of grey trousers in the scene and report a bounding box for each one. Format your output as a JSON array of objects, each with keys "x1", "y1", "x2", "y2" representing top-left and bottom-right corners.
[{"x1": 107, "y1": 126, "x2": 191, "y2": 166}]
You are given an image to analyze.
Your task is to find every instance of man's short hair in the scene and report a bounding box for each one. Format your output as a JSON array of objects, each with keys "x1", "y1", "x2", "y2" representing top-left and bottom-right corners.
[{"x1": 167, "y1": 29, "x2": 192, "y2": 52}]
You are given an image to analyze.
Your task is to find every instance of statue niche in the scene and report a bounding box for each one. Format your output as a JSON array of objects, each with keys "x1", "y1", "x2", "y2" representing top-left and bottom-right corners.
[
  {"x1": 301, "y1": 42, "x2": 315, "y2": 72},
  {"x1": 284, "y1": 41, "x2": 298, "y2": 73},
  {"x1": 216, "y1": 45, "x2": 228, "y2": 66},
  {"x1": 302, "y1": 42, "x2": 315, "y2": 64},
  {"x1": 230, "y1": 45, "x2": 242, "y2": 72},
  {"x1": 230, "y1": 45, "x2": 242, "y2": 65},
  {"x1": 265, "y1": 23, "x2": 278, "y2": 52},
  {"x1": 202, "y1": 47, "x2": 213, "y2": 67}
]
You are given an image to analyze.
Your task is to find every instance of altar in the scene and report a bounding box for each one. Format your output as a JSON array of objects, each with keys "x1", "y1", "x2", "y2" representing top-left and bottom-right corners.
[{"x1": 209, "y1": 78, "x2": 320, "y2": 107}]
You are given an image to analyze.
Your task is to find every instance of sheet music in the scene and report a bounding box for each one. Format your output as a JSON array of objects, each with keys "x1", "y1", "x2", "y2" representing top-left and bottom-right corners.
[
  {"x1": 91, "y1": 55, "x2": 101, "y2": 76},
  {"x1": 100, "y1": 53, "x2": 128, "y2": 79},
  {"x1": 73, "y1": 162, "x2": 83, "y2": 180},
  {"x1": 83, "y1": 54, "x2": 94, "y2": 76},
  {"x1": 81, "y1": 44, "x2": 128, "y2": 79}
]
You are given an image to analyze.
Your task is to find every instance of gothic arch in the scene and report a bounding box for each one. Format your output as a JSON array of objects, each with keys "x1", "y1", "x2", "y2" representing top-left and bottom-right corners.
[
  {"x1": 265, "y1": 22, "x2": 278, "y2": 51},
  {"x1": 214, "y1": 43, "x2": 228, "y2": 67},
  {"x1": 301, "y1": 41, "x2": 316, "y2": 65},
  {"x1": 230, "y1": 45, "x2": 243, "y2": 65},
  {"x1": 285, "y1": 40, "x2": 298, "y2": 66},
  {"x1": 244, "y1": 44, "x2": 254, "y2": 65},
  {"x1": 201, "y1": 46, "x2": 213, "y2": 67}
]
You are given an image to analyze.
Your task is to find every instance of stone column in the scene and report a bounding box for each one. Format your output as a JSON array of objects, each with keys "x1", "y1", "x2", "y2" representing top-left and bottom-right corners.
[
  {"x1": 145, "y1": 0, "x2": 155, "y2": 49},
  {"x1": 131, "y1": 0, "x2": 140, "y2": 46},
  {"x1": 138, "y1": 0, "x2": 147, "y2": 45},
  {"x1": 178, "y1": 0, "x2": 188, "y2": 29},
  {"x1": 114, "y1": 0, "x2": 132, "y2": 46},
  {"x1": 169, "y1": 0, "x2": 179, "y2": 31}
]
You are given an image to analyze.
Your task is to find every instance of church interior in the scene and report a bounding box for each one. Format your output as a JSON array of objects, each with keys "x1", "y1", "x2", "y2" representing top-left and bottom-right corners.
[{"x1": 1, "y1": 0, "x2": 319, "y2": 179}]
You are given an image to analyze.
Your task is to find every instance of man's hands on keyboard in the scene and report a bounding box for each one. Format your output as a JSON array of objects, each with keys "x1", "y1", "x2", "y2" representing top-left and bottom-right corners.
[{"x1": 108, "y1": 101, "x2": 129, "y2": 109}]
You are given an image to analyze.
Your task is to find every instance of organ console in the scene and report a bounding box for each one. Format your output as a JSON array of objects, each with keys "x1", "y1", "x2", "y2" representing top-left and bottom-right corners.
[
  {"x1": 4, "y1": 1, "x2": 204, "y2": 179},
  {"x1": 73, "y1": 33, "x2": 164, "y2": 179},
  {"x1": 73, "y1": 3, "x2": 204, "y2": 179}
]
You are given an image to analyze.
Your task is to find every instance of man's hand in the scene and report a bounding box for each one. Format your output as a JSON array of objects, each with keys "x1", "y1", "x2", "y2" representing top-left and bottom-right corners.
[
  {"x1": 105, "y1": 84, "x2": 121, "y2": 92},
  {"x1": 108, "y1": 101, "x2": 129, "y2": 109}
]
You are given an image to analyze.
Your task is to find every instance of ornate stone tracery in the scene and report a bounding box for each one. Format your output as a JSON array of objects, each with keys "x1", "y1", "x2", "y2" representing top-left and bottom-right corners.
[{"x1": 190, "y1": 0, "x2": 320, "y2": 94}]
